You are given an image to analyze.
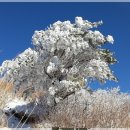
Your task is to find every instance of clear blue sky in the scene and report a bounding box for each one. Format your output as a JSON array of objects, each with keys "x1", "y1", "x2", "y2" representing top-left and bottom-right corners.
[{"x1": 0, "y1": 3, "x2": 130, "y2": 92}]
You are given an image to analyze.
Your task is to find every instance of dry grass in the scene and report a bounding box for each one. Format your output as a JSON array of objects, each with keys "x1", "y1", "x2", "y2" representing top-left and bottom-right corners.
[
  {"x1": 44, "y1": 90, "x2": 130, "y2": 128},
  {"x1": 0, "y1": 80, "x2": 14, "y2": 127},
  {"x1": 16, "y1": 86, "x2": 45, "y2": 102},
  {"x1": 47, "y1": 102, "x2": 130, "y2": 128},
  {"x1": 1, "y1": 81, "x2": 130, "y2": 128},
  {"x1": 0, "y1": 80, "x2": 14, "y2": 109},
  {"x1": 0, "y1": 80, "x2": 45, "y2": 128}
]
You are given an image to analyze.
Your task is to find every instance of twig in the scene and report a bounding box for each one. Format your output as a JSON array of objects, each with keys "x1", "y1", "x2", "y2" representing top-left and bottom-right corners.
[
  {"x1": 6, "y1": 110, "x2": 17, "y2": 127},
  {"x1": 20, "y1": 101, "x2": 37, "y2": 129},
  {"x1": 16, "y1": 110, "x2": 28, "y2": 128}
]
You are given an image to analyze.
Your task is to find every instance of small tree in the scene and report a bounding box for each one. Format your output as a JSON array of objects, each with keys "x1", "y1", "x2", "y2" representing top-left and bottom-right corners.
[{"x1": 0, "y1": 17, "x2": 117, "y2": 105}]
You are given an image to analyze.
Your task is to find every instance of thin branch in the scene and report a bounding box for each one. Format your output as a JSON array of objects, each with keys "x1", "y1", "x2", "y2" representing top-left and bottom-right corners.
[
  {"x1": 16, "y1": 110, "x2": 28, "y2": 128},
  {"x1": 20, "y1": 101, "x2": 37, "y2": 129}
]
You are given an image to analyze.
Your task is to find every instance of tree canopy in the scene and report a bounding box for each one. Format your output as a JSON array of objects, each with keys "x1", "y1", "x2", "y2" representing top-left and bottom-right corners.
[{"x1": 0, "y1": 17, "x2": 117, "y2": 104}]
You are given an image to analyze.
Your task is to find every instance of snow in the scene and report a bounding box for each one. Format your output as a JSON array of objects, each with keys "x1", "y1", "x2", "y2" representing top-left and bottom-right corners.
[
  {"x1": 47, "y1": 62, "x2": 57, "y2": 74},
  {"x1": 75, "y1": 17, "x2": 84, "y2": 27},
  {"x1": 4, "y1": 99, "x2": 27, "y2": 111},
  {"x1": 106, "y1": 35, "x2": 114, "y2": 43}
]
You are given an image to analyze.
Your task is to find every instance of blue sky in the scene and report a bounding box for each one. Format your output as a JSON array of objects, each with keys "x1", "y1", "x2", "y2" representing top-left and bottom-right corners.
[{"x1": 0, "y1": 3, "x2": 130, "y2": 92}]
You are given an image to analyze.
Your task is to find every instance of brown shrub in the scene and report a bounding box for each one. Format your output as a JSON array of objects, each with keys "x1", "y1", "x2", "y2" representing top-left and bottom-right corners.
[{"x1": 40, "y1": 88, "x2": 130, "y2": 128}]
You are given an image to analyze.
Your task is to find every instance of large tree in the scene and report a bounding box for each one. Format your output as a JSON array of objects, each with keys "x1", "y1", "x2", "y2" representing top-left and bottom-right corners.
[{"x1": 0, "y1": 17, "x2": 117, "y2": 105}]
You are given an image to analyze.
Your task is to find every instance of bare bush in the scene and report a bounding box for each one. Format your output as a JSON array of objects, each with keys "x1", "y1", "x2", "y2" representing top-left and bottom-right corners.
[{"x1": 43, "y1": 88, "x2": 130, "y2": 128}]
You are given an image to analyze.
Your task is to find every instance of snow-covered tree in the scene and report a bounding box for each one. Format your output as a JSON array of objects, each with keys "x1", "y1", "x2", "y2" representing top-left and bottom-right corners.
[{"x1": 0, "y1": 17, "x2": 117, "y2": 105}]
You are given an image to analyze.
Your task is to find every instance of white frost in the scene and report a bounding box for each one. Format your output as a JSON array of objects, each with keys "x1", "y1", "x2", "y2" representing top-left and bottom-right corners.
[
  {"x1": 106, "y1": 35, "x2": 114, "y2": 43},
  {"x1": 0, "y1": 17, "x2": 117, "y2": 102}
]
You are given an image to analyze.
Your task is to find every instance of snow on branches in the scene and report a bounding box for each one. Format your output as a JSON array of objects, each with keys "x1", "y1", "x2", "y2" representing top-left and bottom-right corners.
[{"x1": 0, "y1": 17, "x2": 117, "y2": 104}]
